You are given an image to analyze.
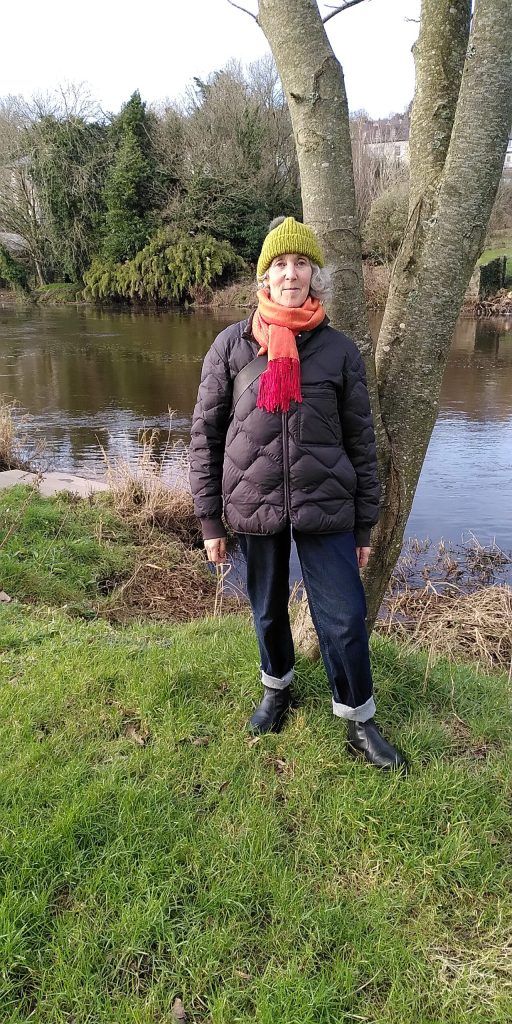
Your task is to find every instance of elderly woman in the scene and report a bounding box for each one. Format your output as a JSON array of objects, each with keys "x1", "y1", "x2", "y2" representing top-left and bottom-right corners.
[{"x1": 189, "y1": 217, "x2": 405, "y2": 771}]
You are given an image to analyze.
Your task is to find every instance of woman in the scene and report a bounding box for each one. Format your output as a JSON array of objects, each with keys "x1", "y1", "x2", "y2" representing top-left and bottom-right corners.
[{"x1": 189, "y1": 217, "x2": 406, "y2": 771}]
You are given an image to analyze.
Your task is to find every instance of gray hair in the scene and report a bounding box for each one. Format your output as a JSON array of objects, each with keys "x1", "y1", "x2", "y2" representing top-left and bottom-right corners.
[{"x1": 257, "y1": 261, "x2": 332, "y2": 303}]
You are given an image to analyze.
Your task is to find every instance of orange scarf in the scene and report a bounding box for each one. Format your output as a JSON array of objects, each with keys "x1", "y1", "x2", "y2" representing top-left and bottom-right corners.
[{"x1": 252, "y1": 290, "x2": 325, "y2": 413}]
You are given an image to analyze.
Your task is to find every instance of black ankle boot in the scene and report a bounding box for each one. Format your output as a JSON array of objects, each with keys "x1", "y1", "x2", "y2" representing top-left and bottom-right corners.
[
  {"x1": 248, "y1": 686, "x2": 291, "y2": 735},
  {"x1": 347, "y1": 718, "x2": 407, "y2": 771}
]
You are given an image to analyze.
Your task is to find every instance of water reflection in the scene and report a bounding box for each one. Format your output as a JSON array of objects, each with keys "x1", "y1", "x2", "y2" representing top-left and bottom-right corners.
[{"x1": 1, "y1": 305, "x2": 511, "y2": 563}]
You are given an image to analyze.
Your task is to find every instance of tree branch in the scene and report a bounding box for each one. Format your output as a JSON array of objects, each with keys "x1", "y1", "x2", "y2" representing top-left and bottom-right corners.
[
  {"x1": 227, "y1": 0, "x2": 258, "y2": 21},
  {"x1": 322, "y1": 0, "x2": 370, "y2": 24}
]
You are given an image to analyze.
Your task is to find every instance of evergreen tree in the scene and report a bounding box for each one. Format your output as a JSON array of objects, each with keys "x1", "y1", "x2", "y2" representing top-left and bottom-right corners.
[{"x1": 101, "y1": 92, "x2": 162, "y2": 263}]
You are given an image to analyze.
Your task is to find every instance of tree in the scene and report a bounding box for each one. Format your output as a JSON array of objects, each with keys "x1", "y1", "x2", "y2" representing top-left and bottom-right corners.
[
  {"x1": 350, "y1": 111, "x2": 409, "y2": 229},
  {"x1": 168, "y1": 58, "x2": 301, "y2": 260},
  {"x1": 101, "y1": 91, "x2": 163, "y2": 263},
  {"x1": 0, "y1": 96, "x2": 48, "y2": 284},
  {"x1": 30, "y1": 113, "x2": 108, "y2": 281},
  {"x1": 229, "y1": 0, "x2": 512, "y2": 639},
  {"x1": 0, "y1": 86, "x2": 106, "y2": 285}
]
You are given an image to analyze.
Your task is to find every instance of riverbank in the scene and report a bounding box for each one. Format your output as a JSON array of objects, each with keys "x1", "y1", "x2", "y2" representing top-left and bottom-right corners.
[
  {"x1": 0, "y1": 483, "x2": 221, "y2": 623},
  {"x1": 1, "y1": 466, "x2": 511, "y2": 665},
  {"x1": 3, "y1": 260, "x2": 511, "y2": 317},
  {"x1": 1, "y1": 572, "x2": 511, "y2": 1021}
]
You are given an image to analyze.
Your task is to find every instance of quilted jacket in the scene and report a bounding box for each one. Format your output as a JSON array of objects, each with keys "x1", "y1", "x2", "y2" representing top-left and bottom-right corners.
[{"x1": 189, "y1": 315, "x2": 380, "y2": 546}]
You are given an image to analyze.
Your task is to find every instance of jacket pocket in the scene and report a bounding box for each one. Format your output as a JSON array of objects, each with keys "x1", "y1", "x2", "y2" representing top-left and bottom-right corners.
[{"x1": 298, "y1": 385, "x2": 342, "y2": 446}]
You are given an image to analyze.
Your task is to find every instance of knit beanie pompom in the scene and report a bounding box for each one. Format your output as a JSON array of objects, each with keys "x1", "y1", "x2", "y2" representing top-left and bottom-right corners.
[{"x1": 257, "y1": 216, "x2": 324, "y2": 278}]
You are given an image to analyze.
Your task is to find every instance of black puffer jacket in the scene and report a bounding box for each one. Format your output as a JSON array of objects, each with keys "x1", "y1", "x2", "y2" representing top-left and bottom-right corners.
[{"x1": 189, "y1": 316, "x2": 380, "y2": 546}]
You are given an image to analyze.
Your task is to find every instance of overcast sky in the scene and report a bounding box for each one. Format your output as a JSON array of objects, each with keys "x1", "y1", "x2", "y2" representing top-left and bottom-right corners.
[{"x1": 2, "y1": 0, "x2": 420, "y2": 118}]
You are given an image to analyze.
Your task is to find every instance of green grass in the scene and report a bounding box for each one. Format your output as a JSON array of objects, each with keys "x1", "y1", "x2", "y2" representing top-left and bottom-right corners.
[
  {"x1": 477, "y1": 245, "x2": 512, "y2": 282},
  {"x1": 0, "y1": 599, "x2": 511, "y2": 1023},
  {"x1": 0, "y1": 486, "x2": 136, "y2": 611},
  {"x1": 1, "y1": 487, "x2": 510, "y2": 1020}
]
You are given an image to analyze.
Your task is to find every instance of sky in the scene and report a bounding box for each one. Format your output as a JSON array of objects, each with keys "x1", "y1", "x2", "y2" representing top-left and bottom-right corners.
[{"x1": 1, "y1": 0, "x2": 420, "y2": 119}]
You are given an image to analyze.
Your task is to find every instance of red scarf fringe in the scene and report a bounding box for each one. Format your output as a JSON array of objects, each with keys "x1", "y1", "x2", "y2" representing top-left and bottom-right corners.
[{"x1": 256, "y1": 357, "x2": 302, "y2": 414}]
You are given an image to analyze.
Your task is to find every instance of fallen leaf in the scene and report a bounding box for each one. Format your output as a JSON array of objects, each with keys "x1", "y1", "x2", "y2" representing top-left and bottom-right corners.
[
  {"x1": 235, "y1": 969, "x2": 252, "y2": 980},
  {"x1": 218, "y1": 780, "x2": 229, "y2": 793},
  {"x1": 190, "y1": 736, "x2": 210, "y2": 747},
  {"x1": 125, "y1": 724, "x2": 150, "y2": 747},
  {"x1": 171, "y1": 996, "x2": 187, "y2": 1021},
  {"x1": 248, "y1": 736, "x2": 260, "y2": 747},
  {"x1": 0, "y1": 591, "x2": 12, "y2": 603}
]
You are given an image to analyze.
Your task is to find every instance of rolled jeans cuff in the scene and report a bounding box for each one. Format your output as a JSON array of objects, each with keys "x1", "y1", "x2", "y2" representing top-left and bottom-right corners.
[
  {"x1": 332, "y1": 695, "x2": 376, "y2": 722},
  {"x1": 261, "y1": 667, "x2": 294, "y2": 690}
]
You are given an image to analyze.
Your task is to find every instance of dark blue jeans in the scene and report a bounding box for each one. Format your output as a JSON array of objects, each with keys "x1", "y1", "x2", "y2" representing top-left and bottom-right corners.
[{"x1": 238, "y1": 528, "x2": 375, "y2": 722}]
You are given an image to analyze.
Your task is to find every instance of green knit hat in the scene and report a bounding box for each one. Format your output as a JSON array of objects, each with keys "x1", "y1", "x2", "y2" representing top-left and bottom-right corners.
[{"x1": 257, "y1": 216, "x2": 324, "y2": 278}]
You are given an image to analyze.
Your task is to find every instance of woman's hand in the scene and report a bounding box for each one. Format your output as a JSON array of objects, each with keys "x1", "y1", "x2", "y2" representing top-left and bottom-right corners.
[
  {"x1": 356, "y1": 546, "x2": 371, "y2": 569},
  {"x1": 204, "y1": 538, "x2": 227, "y2": 564}
]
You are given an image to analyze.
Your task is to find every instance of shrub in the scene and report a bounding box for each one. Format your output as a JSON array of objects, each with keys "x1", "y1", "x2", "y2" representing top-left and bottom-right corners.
[
  {"x1": 363, "y1": 183, "x2": 409, "y2": 263},
  {"x1": 83, "y1": 229, "x2": 245, "y2": 304},
  {"x1": 0, "y1": 245, "x2": 29, "y2": 291}
]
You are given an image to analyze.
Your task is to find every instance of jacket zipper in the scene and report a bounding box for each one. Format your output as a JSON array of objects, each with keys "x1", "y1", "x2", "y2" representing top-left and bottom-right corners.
[{"x1": 282, "y1": 411, "x2": 291, "y2": 520}]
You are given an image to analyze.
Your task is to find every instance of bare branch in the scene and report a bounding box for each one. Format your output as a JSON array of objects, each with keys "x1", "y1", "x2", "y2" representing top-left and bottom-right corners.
[
  {"x1": 322, "y1": 0, "x2": 370, "y2": 24},
  {"x1": 227, "y1": 0, "x2": 258, "y2": 22}
]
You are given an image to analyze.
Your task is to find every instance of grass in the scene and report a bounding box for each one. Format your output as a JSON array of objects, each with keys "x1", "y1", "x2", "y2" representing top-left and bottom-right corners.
[
  {"x1": 1, "y1": 487, "x2": 511, "y2": 1021},
  {"x1": 477, "y1": 245, "x2": 512, "y2": 282},
  {"x1": 0, "y1": 486, "x2": 135, "y2": 609},
  {"x1": 0, "y1": 603, "x2": 511, "y2": 1022},
  {"x1": 0, "y1": 485, "x2": 217, "y2": 621}
]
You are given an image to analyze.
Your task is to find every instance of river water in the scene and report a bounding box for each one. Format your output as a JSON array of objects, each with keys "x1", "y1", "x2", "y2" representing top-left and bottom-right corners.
[{"x1": 1, "y1": 305, "x2": 511, "y2": 565}]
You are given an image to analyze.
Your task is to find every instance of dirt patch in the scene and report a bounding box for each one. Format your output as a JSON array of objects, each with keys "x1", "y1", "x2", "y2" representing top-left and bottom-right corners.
[{"x1": 103, "y1": 534, "x2": 222, "y2": 623}]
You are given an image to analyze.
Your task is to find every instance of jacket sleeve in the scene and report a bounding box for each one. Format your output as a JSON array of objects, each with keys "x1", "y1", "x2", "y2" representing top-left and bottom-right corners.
[
  {"x1": 339, "y1": 348, "x2": 381, "y2": 547},
  {"x1": 189, "y1": 334, "x2": 233, "y2": 540}
]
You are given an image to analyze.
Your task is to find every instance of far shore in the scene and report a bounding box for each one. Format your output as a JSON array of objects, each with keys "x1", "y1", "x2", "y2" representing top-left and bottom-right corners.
[{"x1": 2, "y1": 274, "x2": 512, "y2": 319}]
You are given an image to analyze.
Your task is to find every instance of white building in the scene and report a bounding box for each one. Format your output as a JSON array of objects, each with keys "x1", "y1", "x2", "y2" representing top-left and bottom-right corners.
[{"x1": 366, "y1": 137, "x2": 512, "y2": 177}]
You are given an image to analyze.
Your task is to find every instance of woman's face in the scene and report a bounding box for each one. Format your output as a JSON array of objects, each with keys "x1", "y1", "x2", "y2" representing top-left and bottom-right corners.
[{"x1": 267, "y1": 253, "x2": 313, "y2": 307}]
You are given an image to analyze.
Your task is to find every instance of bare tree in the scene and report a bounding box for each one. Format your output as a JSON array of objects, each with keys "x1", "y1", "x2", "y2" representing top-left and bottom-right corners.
[
  {"x1": 350, "y1": 113, "x2": 409, "y2": 229},
  {"x1": 0, "y1": 96, "x2": 46, "y2": 284},
  {"x1": 0, "y1": 85, "x2": 104, "y2": 284},
  {"x1": 228, "y1": 0, "x2": 512, "y2": 645}
]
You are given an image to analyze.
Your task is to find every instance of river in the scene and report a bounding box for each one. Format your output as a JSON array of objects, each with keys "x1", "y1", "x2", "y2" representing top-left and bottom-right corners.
[{"x1": 1, "y1": 305, "x2": 511, "y2": 564}]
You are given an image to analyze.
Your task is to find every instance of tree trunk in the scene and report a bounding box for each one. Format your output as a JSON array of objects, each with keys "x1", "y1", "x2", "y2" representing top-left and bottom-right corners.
[
  {"x1": 257, "y1": 1, "x2": 385, "y2": 442},
  {"x1": 367, "y1": 0, "x2": 512, "y2": 623},
  {"x1": 257, "y1": 0, "x2": 512, "y2": 638}
]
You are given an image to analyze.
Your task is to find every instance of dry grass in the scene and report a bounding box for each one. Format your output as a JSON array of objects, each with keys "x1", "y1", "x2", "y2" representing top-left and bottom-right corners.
[
  {"x1": 429, "y1": 936, "x2": 512, "y2": 1012},
  {"x1": 103, "y1": 530, "x2": 223, "y2": 623},
  {"x1": 0, "y1": 399, "x2": 31, "y2": 472},
  {"x1": 102, "y1": 422, "x2": 202, "y2": 547},
  {"x1": 363, "y1": 261, "x2": 391, "y2": 309},
  {"x1": 288, "y1": 536, "x2": 512, "y2": 675},
  {"x1": 100, "y1": 421, "x2": 240, "y2": 622},
  {"x1": 379, "y1": 584, "x2": 512, "y2": 675},
  {"x1": 377, "y1": 536, "x2": 512, "y2": 674},
  {"x1": 203, "y1": 275, "x2": 256, "y2": 309}
]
